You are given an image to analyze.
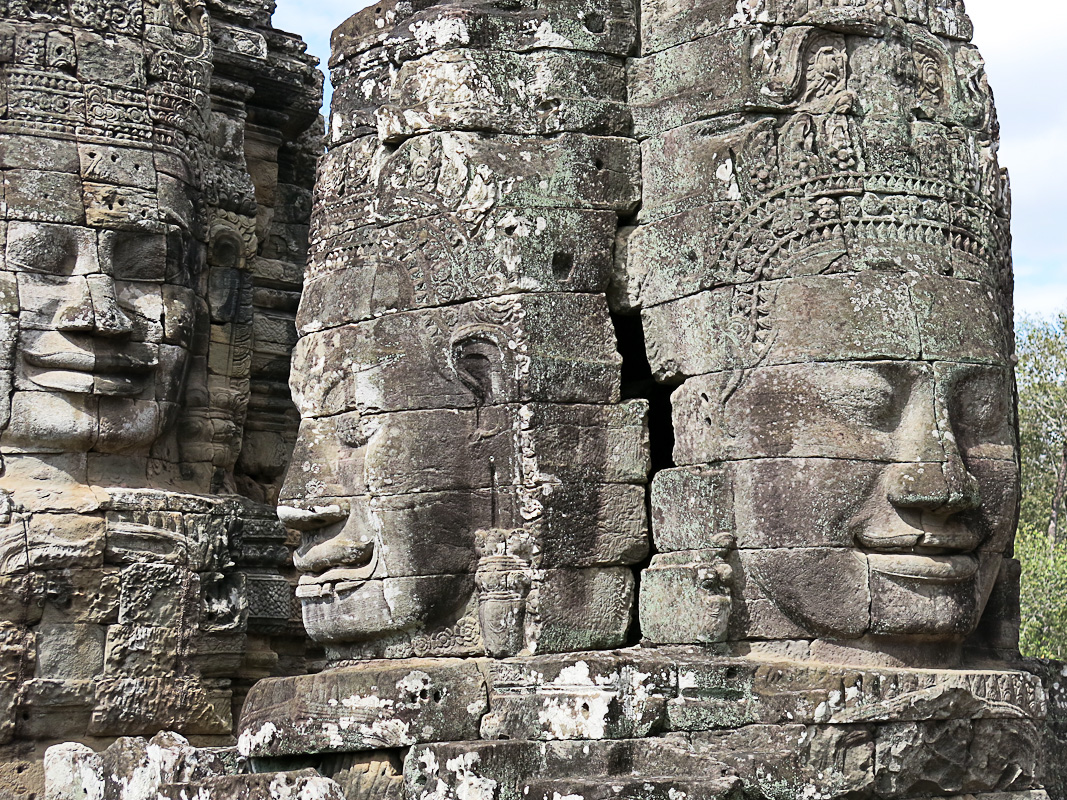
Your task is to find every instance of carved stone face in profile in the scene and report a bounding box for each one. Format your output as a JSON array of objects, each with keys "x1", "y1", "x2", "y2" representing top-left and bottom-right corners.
[
  {"x1": 279, "y1": 309, "x2": 518, "y2": 650},
  {"x1": 282, "y1": 122, "x2": 646, "y2": 659},
  {"x1": 280, "y1": 279, "x2": 644, "y2": 659},
  {"x1": 635, "y1": 11, "x2": 1016, "y2": 654}
]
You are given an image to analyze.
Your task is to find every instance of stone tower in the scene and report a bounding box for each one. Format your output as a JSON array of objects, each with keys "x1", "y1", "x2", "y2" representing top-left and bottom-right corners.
[
  {"x1": 0, "y1": 0, "x2": 321, "y2": 794},
  {"x1": 38, "y1": 0, "x2": 1067, "y2": 798}
]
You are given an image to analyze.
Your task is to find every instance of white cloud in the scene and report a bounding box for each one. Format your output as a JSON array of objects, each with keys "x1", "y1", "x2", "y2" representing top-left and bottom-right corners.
[{"x1": 270, "y1": 1, "x2": 1067, "y2": 319}]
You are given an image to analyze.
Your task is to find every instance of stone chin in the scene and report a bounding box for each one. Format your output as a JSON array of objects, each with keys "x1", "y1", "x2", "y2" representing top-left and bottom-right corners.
[
  {"x1": 750, "y1": 547, "x2": 1002, "y2": 641},
  {"x1": 865, "y1": 550, "x2": 1003, "y2": 638},
  {"x1": 298, "y1": 573, "x2": 475, "y2": 645}
]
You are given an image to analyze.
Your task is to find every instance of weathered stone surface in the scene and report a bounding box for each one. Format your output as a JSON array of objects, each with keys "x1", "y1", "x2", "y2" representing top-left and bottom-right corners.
[
  {"x1": 160, "y1": 770, "x2": 347, "y2": 800},
  {"x1": 36, "y1": 0, "x2": 1067, "y2": 797},
  {"x1": 640, "y1": 550, "x2": 733, "y2": 644},
  {"x1": 0, "y1": 0, "x2": 322, "y2": 792},
  {"x1": 377, "y1": 49, "x2": 630, "y2": 141},
  {"x1": 45, "y1": 734, "x2": 241, "y2": 800},
  {"x1": 290, "y1": 294, "x2": 623, "y2": 419},
  {"x1": 238, "y1": 660, "x2": 489, "y2": 757},
  {"x1": 298, "y1": 208, "x2": 619, "y2": 331},
  {"x1": 331, "y1": 0, "x2": 637, "y2": 66},
  {"x1": 481, "y1": 653, "x2": 671, "y2": 740}
]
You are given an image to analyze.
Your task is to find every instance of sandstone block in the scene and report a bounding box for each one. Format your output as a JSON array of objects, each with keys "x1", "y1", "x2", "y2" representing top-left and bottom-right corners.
[
  {"x1": 89, "y1": 677, "x2": 232, "y2": 737},
  {"x1": 650, "y1": 466, "x2": 733, "y2": 551},
  {"x1": 532, "y1": 567, "x2": 634, "y2": 653},
  {"x1": 481, "y1": 653, "x2": 672, "y2": 741},
  {"x1": 740, "y1": 547, "x2": 871, "y2": 638},
  {"x1": 4, "y1": 169, "x2": 84, "y2": 224},
  {"x1": 16, "y1": 679, "x2": 95, "y2": 739},
  {"x1": 35, "y1": 622, "x2": 105, "y2": 680},
  {"x1": 874, "y1": 719, "x2": 1040, "y2": 796},
  {"x1": 300, "y1": 208, "x2": 618, "y2": 330},
  {"x1": 331, "y1": 0, "x2": 636, "y2": 65},
  {"x1": 290, "y1": 294, "x2": 621, "y2": 420},
  {"x1": 117, "y1": 563, "x2": 199, "y2": 628},
  {"x1": 378, "y1": 49, "x2": 630, "y2": 141},
  {"x1": 237, "y1": 659, "x2": 488, "y2": 757},
  {"x1": 43, "y1": 742, "x2": 103, "y2": 800},
  {"x1": 868, "y1": 551, "x2": 1000, "y2": 637},
  {"x1": 103, "y1": 625, "x2": 179, "y2": 678},
  {"x1": 628, "y1": 29, "x2": 752, "y2": 139},
  {"x1": 640, "y1": 553, "x2": 732, "y2": 644},
  {"x1": 25, "y1": 513, "x2": 105, "y2": 571},
  {"x1": 670, "y1": 361, "x2": 944, "y2": 464},
  {"x1": 0, "y1": 624, "x2": 32, "y2": 744},
  {"x1": 0, "y1": 135, "x2": 80, "y2": 172},
  {"x1": 159, "y1": 771, "x2": 346, "y2": 800},
  {"x1": 642, "y1": 274, "x2": 925, "y2": 383},
  {"x1": 639, "y1": 119, "x2": 768, "y2": 221},
  {"x1": 373, "y1": 133, "x2": 641, "y2": 226}
]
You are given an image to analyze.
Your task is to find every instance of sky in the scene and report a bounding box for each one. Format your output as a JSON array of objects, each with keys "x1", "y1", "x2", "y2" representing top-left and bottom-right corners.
[{"x1": 272, "y1": 0, "x2": 1067, "y2": 320}]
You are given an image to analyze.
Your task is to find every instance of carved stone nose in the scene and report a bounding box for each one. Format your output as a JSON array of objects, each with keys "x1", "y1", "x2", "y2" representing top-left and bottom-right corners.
[
  {"x1": 886, "y1": 461, "x2": 980, "y2": 515},
  {"x1": 54, "y1": 283, "x2": 96, "y2": 333},
  {"x1": 277, "y1": 503, "x2": 349, "y2": 531},
  {"x1": 87, "y1": 275, "x2": 134, "y2": 336}
]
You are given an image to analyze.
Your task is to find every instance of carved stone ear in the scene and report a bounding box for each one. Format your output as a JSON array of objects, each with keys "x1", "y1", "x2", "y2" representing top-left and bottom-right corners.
[{"x1": 452, "y1": 336, "x2": 503, "y2": 405}]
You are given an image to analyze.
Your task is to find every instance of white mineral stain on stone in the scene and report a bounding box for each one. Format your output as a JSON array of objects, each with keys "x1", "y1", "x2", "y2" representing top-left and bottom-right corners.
[
  {"x1": 813, "y1": 700, "x2": 830, "y2": 724},
  {"x1": 714, "y1": 158, "x2": 742, "y2": 201},
  {"x1": 730, "y1": 0, "x2": 767, "y2": 26},
  {"x1": 237, "y1": 721, "x2": 279, "y2": 756},
  {"x1": 322, "y1": 691, "x2": 416, "y2": 746},
  {"x1": 410, "y1": 18, "x2": 470, "y2": 50},
  {"x1": 446, "y1": 752, "x2": 497, "y2": 800},
  {"x1": 678, "y1": 670, "x2": 698, "y2": 693},
  {"x1": 537, "y1": 661, "x2": 612, "y2": 739},
  {"x1": 526, "y1": 20, "x2": 573, "y2": 49},
  {"x1": 398, "y1": 670, "x2": 434, "y2": 699}
]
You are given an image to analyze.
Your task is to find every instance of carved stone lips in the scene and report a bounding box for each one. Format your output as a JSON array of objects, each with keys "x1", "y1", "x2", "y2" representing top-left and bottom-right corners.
[
  {"x1": 866, "y1": 552, "x2": 979, "y2": 583},
  {"x1": 296, "y1": 566, "x2": 376, "y2": 598},
  {"x1": 23, "y1": 348, "x2": 159, "y2": 373}
]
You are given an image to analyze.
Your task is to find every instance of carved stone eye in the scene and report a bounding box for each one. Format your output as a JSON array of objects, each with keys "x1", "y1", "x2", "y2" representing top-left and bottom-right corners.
[{"x1": 6, "y1": 223, "x2": 78, "y2": 275}]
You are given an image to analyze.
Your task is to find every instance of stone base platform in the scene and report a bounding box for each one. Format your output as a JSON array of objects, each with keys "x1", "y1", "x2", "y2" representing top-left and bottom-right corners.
[{"x1": 46, "y1": 649, "x2": 1067, "y2": 800}]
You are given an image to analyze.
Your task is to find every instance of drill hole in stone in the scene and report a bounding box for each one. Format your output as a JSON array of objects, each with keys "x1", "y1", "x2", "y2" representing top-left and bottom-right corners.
[
  {"x1": 583, "y1": 12, "x2": 606, "y2": 33},
  {"x1": 551, "y1": 251, "x2": 574, "y2": 281}
]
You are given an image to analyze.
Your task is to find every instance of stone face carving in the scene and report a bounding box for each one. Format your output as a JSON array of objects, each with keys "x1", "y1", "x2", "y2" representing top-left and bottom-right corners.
[
  {"x1": 0, "y1": 0, "x2": 321, "y2": 792},
  {"x1": 278, "y1": 0, "x2": 648, "y2": 662},
  {"x1": 627, "y1": 0, "x2": 1016, "y2": 662},
  {"x1": 37, "y1": 0, "x2": 1067, "y2": 798}
]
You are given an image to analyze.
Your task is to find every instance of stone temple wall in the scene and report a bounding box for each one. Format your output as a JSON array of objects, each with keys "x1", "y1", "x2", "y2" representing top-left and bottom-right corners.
[
  {"x1": 0, "y1": 0, "x2": 322, "y2": 795},
  {"x1": 27, "y1": 0, "x2": 1067, "y2": 798}
]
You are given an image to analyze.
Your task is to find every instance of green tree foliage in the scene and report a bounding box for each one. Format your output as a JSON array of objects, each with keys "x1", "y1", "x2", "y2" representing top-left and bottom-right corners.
[{"x1": 1015, "y1": 313, "x2": 1067, "y2": 657}]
